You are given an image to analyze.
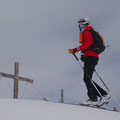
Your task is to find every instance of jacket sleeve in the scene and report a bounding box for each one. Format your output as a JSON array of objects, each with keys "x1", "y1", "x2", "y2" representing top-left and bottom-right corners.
[{"x1": 79, "y1": 31, "x2": 93, "y2": 52}]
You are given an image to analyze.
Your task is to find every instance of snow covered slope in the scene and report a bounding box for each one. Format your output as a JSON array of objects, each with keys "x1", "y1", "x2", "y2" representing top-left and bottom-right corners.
[{"x1": 0, "y1": 99, "x2": 120, "y2": 120}]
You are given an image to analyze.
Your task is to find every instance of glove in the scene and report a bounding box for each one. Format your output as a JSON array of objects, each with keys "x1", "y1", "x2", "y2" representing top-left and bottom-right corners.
[
  {"x1": 80, "y1": 53, "x2": 86, "y2": 62},
  {"x1": 69, "y1": 48, "x2": 76, "y2": 54}
]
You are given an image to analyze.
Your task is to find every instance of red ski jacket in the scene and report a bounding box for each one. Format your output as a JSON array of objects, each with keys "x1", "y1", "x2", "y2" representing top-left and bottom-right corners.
[{"x1": 76, "y1": 26, "x2": 99, "y2": 58}]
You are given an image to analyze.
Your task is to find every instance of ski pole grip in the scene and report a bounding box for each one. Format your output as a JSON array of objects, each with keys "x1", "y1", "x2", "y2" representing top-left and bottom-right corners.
[{"x1": 73, "y1": 53, "x2": 79, "y2": 61}]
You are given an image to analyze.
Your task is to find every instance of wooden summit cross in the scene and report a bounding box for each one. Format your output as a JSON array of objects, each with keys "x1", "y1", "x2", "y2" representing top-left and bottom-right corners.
[{"x1": 0, "y1": 62, "x2": 33, "y2": 99}]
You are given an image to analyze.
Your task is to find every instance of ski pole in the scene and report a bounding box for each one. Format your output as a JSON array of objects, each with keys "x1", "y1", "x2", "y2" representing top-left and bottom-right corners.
[
  {"x1": 94, "y1": 69, "x2": 110, "y2": 92},
  {"x1": 74, "y1": 52, "x2": 110, "y2": 93},
  {"x1": 72, "y1": 53, "x2": 103, "y2": 99},
  {"x1": 73, "y1": 53, "x2": 79, "y2": 61}
]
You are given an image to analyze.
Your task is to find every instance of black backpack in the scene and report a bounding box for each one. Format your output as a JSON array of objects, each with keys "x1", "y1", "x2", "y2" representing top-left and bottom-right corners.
[{"x1": 88, "y1": 29, "x2": 105, "y2": 54}]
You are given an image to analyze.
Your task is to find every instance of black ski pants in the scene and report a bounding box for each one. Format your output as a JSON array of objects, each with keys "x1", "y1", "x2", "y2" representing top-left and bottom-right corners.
[{"x1": 83, "y1": 56, "x2": 107, "y2": 101}]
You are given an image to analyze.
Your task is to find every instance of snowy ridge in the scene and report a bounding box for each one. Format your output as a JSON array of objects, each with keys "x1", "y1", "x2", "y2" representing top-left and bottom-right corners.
[{"x1": 0, "y1": 99, "x2": 120, "y2": 120}]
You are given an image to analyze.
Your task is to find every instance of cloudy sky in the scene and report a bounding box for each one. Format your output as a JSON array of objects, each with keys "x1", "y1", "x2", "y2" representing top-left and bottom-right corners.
[{"x1": 0, "y1": 0, "x2": 120, "y2": 107}]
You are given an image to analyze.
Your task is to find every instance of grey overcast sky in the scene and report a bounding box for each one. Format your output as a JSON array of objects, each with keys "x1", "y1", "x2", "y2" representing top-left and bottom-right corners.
[{"x1": 0, "y1": 0, "x2": 120, "y2": 106}]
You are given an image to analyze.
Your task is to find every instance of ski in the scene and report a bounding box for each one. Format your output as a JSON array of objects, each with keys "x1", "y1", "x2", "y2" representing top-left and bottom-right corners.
[
  {"x1": 79, "y1": 103, "x2": 120, "y2": 112},
  {"x1": 99, "y1": 101, "x2": 109, "y2": 107},
  {"x1": 63, "y1": 102, "x2": 120, "y2": 112}
]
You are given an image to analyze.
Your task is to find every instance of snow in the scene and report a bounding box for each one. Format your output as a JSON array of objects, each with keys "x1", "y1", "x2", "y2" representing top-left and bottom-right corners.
[{"x1": 0, "y1": 99, "x2": 120, "y2": 120}]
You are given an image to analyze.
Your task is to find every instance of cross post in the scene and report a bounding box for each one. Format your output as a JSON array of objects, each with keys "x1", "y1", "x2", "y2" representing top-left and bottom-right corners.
[{"x1": 0, "y1": 62, "x2": 34, "y2": 99}]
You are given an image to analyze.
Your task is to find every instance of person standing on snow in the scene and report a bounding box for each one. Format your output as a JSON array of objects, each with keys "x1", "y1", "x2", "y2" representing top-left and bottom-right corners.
[{"x1": 69, "y1": 18, "x2": 110, "y2": 105}]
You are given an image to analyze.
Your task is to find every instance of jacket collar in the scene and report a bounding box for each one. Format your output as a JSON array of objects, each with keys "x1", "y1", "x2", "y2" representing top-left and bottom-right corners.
[{"x1": 83, "y1": 26, "x2": 94, "y2": 32}]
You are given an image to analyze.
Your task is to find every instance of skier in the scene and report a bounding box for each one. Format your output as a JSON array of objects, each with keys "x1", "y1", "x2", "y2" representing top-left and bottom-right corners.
[{"x1": 69, "y1": 18, "x2": 110, "y2": 105}]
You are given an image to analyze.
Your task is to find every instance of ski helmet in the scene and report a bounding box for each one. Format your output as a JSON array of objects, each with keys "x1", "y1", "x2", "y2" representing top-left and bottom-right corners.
[{"x1": 78, "y1": 18, "x2": 90, "y2": 25}]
